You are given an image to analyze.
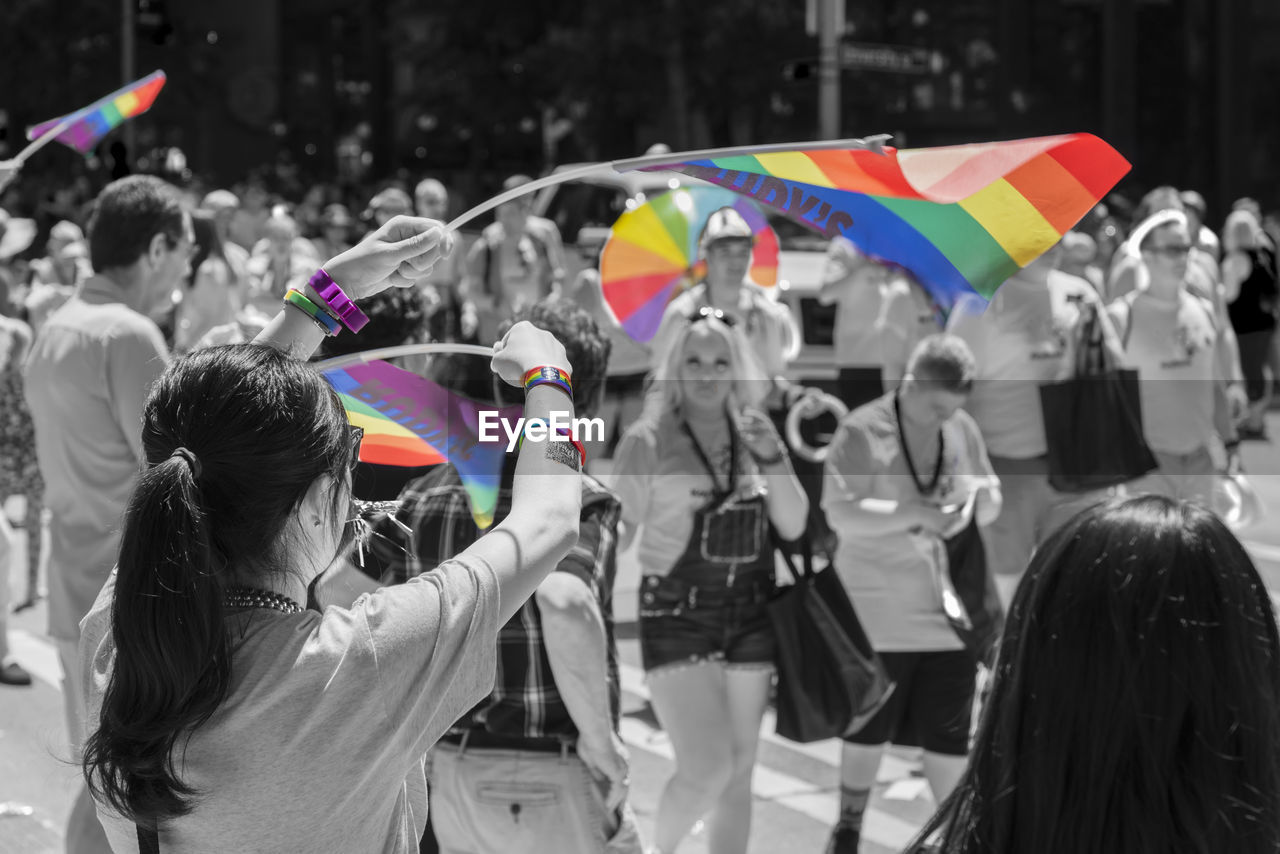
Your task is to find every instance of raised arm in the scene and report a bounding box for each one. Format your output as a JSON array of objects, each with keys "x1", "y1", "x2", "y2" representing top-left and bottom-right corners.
[
  {"x1": 253, "y1": 215, "x2": 452, "y2": 359},
  {"x1": 459, "y1": 323, "x2": 582, "y2": 623}
]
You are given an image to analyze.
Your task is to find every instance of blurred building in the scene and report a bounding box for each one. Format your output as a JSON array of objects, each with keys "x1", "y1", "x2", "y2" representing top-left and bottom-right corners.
[{"x1": 7, "y1": 0, "x2": 1274, "y2": 219}]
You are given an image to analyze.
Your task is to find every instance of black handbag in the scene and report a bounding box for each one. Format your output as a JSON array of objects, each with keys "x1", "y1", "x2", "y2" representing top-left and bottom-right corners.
[
  {"x1": 943, "y1": 517, "x2": 1003, "y2": 663},
  {"x1": 1038, "y1": 300, "x2": 1157, "y2": 493},
  {"x1": 768, "y1": 536, "x2": 895, "y2": 743}
]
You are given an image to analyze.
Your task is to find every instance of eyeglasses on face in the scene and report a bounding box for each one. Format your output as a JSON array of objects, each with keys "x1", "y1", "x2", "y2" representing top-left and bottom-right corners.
[
  {"x1": 1147, "y1": 244, "x2": 1193, "y2": 258},
  {"x1": 688, "y1": 305, "x2": 737, "y2": 327},
  {"x1": 348, "y1": 425, "x2": 364, "y2": 470}
]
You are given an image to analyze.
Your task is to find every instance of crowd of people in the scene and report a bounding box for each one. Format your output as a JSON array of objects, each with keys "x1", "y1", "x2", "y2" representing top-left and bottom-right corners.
[{"x1": 0, "y1": 147, "x2": 1277, "y2": 854}]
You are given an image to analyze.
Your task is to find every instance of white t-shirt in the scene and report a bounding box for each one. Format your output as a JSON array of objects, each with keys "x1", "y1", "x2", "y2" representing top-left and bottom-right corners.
[
  {"x1": 822, "y1": 394, "x2": 999, "y2": 651},
  {"x1": 80, "y1": 555, "x2": 500, "y2": 853},
  {"x1": 821, "y1": 239, "x2": 887, "y2": 368},
  {"x1": 1108, "y1": 290, "x2": 1219, "y2": 454},
  {"x1": 612, "y1": 410, "x2": 768, "y2": 578},
  {"x1": 947, "y1": 270, "x2": 1105, "y2": 459},
  {"x1": 877, "y1": 276, "x2": 942, "y2": 382}
]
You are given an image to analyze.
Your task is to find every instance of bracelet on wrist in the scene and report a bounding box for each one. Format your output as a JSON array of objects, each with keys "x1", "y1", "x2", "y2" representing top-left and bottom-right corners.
[
  {"x1": 522, "y1": 365, "x2": 573, "y2": 400},
  {"x1": 284, "y1": 289, "x2": 341, "y2": 336},
  {"x1": 309, "y1": 269, "x2": 370, "y2": 333}
]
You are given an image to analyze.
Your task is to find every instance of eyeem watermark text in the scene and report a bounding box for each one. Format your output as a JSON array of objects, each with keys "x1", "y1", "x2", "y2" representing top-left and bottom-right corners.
[{"x1": 478, "y1": 411, "x2": 605, "y2": 452}]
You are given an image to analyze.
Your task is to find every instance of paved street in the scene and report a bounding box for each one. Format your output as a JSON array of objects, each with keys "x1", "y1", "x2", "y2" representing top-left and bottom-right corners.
[{"x1": 3, "y1": 411, "x2": 1279, "y2": 854}]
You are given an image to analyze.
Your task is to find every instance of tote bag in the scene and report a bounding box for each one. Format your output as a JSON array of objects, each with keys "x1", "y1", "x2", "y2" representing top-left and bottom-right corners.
[
  {"x1": 768, "y1": 537, "x2": 894, "y2": 743},
  {"x1": 1038, "y1": 301, "x2": 1157, "y2": 492}
]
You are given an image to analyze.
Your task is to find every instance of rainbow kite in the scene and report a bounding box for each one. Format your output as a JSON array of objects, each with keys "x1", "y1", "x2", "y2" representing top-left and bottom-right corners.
[
  {"x1": 628, "y1": 134, "x2": 1129, "y2": 311},
  {"x1": 27, "y1": 71, "x2": 167, "y2": 156},
  {"x1": 323, "y1": 360, "x2": 519, "y2": 529}
]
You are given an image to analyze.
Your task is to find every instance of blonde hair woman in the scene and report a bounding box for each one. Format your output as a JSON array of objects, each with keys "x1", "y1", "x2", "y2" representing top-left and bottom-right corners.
[{"x1": 612, "y1": 311, "x2": 807, "y2": 854}]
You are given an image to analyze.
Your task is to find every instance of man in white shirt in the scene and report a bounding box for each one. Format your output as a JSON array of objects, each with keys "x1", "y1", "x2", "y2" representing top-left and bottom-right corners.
[
  {"x1": 947, "y1": 244, "x2": 1119, "y2": 608},
  {"x1": 25, "y1": 175, "x2": 192, "y2": 852}
]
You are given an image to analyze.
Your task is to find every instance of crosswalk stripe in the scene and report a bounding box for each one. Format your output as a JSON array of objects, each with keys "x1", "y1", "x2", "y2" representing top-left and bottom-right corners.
[
  {"x1": 619, "y1": 659, "x2": 920, "y2": 782},
  {"x1": 619, "y1": 708, "x2": 921, "y2": 851},
  {"x1": 8, "y1": 629, "x2": 61, "y2": 689}
]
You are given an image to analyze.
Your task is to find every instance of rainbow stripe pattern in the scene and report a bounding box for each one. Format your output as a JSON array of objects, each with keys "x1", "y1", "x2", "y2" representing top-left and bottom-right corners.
[
  {"x1": 601, "y1": 186, "x2": 779, "y2": 342},
  {"x1": 634, "y1": 134, "x2": 1129, "y2": 307},
  {"x1": 27, "y1": 71, "x2": 167, "y2": 155},
  {"x1": 323, "y1": 360, "x2": 520, "y2": 529}
]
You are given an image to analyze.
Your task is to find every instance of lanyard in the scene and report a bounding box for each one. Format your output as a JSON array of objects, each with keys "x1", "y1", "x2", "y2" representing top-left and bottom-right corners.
[
  {"x1": 680, "y1": 413, "x2": 739, "y2": 500},
  {"x1": 893, "y1": 391, "x2": 944, "y2": 496}
]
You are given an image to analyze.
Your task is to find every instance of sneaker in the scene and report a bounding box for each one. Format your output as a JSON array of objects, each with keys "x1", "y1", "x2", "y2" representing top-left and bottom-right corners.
[
  {"x1": 826, "y1": 822, "x2": 860, "y2": 854},
  {"x1": 0, "y1": 661, "x2": 32, "y2": 687}
]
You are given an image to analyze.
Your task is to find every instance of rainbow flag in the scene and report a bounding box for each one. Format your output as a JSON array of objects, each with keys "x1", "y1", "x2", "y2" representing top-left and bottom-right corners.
[
  {"x1": 27, "y1": 71, "x2": 167, "y2": 155},
  {"x1": 633, "y1": 134, "x2": 1129, "y2": 308},
  {"x1": 323, "y1": 360, "x2": 520, "y2": 529}
]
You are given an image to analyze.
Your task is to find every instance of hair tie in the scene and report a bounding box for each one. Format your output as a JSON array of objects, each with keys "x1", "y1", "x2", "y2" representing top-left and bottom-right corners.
[{"x1": 170, "y1": 447, "x2": 202, "y2": 479}]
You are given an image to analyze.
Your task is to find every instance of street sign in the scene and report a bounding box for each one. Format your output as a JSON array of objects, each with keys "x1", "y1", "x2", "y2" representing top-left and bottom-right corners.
[{"x1": 839, "y1": 42, "x2": 942, "y2": 74}]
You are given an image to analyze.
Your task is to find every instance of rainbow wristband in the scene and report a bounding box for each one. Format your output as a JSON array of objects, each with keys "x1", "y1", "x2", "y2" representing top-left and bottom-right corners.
[
  {"x1": 522, "y1": 366, "x2": 573, "y2": 399},
  {"x1": 309, "y1": 269, "x2": 370, "y2": 333},
  {"x1": 284, "y1": 289, "x2": 341, "y2": 336}
]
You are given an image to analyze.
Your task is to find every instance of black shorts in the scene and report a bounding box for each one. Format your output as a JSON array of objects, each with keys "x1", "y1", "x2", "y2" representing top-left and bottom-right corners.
[
  {"x1": 844, "y1": 650, "x2": 976, "y2": 756},
  {"x1": 638, "y1": 573, "x2": 775, "y2": 673}
]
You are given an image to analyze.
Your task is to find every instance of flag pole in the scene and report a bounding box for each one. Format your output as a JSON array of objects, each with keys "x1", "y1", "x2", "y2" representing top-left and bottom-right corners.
[
  {"x1": 13, "y1": 111, "x2": 86, "y2": 164},
  {"x1": 444, "y1": 135, "x2": 892, "y2": 234},
  {"x1": 316, "y1": 343, "x2": 495, "y2": 373}
]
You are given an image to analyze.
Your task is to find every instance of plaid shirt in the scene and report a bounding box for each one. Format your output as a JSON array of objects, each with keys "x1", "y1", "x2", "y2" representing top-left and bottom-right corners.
[{"x1": 370, "y1": 460, "x2": 622, "y2": 741}]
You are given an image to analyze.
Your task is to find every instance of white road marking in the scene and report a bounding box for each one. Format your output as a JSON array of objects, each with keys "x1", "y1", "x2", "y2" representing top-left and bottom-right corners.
[
  {"x1": 619, "y1": 710, "x2": 921, "y2": 851},
  {"x1": 7, "y1": 630, "x2": 61, "y2": 689}
]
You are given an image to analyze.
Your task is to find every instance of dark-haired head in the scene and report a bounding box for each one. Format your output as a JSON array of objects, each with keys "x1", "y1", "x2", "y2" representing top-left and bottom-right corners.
[
  {"x1": 318, "y1": 287, "x2": 430, "y2": 360},
  {"x1": 88, "y1": 175, "x2": 187, "y2": 273},
  {"x1": 185, "y1": 210, "x2": 225, "y2": 288},
  {"x1": 83, "y1": 344, "x2": 356, "y2": 822},
  {"x1": 915, "y1": 495, "x2": 1280, "y2": 854},
  {"x1": 495, "y1": 296, "x2": 611, "y2": 417}
]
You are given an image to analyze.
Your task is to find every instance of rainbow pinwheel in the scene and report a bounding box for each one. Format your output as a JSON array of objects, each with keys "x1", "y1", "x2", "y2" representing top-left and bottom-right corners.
[{"x1": 600, "y1": 186, "x2": 779, "y2": 342}]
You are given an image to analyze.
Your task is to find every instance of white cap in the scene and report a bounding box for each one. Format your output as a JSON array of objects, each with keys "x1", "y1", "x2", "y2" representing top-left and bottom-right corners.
[{"x1": 700, "y1": 207, "x2": 754, "y2": 250}]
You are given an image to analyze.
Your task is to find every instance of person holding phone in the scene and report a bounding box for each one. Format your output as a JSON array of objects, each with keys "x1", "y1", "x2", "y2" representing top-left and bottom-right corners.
[
  {"x1": 611, "y1": 310, "x2": 807, "y2": 854},
  {"x1": 820, "y1": 334, "x2": 1001, "y2": 854}
]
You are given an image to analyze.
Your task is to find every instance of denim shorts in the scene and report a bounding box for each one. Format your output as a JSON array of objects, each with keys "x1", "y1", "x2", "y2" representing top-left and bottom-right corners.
[{"x1": 637, "y1": 571, "x2": 776, "y2": 674}]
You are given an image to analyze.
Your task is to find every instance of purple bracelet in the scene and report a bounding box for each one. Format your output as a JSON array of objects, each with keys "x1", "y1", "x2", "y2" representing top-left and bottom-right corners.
[{"x1": 309, "y1": 269, "x2": 370, "y2": 333}]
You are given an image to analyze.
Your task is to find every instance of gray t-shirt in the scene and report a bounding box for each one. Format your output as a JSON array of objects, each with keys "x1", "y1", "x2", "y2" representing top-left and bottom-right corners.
[{"x1": 79, "y1": 554, "x2": 499, "y2": 853}]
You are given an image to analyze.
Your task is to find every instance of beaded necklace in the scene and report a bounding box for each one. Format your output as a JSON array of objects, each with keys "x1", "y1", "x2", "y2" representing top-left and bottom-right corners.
[{"x1": 223, "y1": 587, "x2": 305, "y2": 615}]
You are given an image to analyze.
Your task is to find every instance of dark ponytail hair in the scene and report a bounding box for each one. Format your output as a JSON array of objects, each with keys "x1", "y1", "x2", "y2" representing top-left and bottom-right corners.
[
  {"x1": 83, "y1": 344, "x2": 352, "y2": 822},
  {"x1": 914, "y1": 495, "x2": 1280, "y2": 854}
]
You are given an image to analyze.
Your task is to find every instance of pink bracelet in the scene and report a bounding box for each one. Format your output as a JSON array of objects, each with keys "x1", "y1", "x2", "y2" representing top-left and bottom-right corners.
[{"x1": 309, "y1": 269, "x2": 370, "y2": 333}]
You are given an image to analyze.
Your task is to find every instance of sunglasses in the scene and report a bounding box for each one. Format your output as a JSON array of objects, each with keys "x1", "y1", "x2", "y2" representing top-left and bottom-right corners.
[
  {"x1": 348, "y1": 425, "x2": 364, "y2": 470},
  {"x1": 689, "y1": 305, "x2": 737, "y2": 327},
  {"x1": 1148, "y1": 244, "x2": 1192, "y2": 258}
]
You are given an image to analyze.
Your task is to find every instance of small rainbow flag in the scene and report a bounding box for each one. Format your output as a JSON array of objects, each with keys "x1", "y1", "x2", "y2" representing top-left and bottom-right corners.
[
  {"x1": 633, "y1": 134, "x2": 1129, "y2": 309},
  {"x1": 27, "y1": 71, "x2": 167, "y2": 155},
  {"x1": 323, "y1": 360, "x2": 520, "y2": 529}
]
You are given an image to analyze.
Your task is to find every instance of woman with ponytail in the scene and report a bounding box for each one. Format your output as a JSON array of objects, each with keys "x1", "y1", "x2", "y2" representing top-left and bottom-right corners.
[{"x1": 80, "y1": 215, "x2": 585, "y2": 852}]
